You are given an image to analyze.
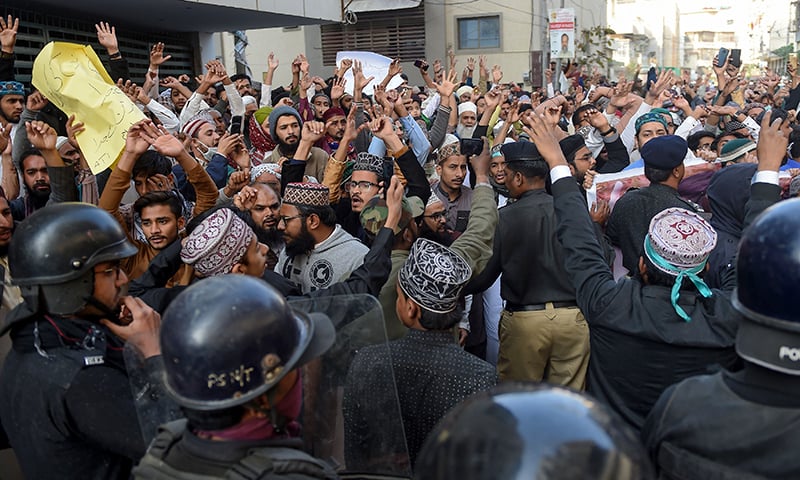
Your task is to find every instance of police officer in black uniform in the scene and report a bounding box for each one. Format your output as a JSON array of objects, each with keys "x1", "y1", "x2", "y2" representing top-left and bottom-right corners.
[
  {"x1": 0, "y1": 203, "x2": 167, "y2": 480},
  {"x1": 133, "y1": 275, "x2": 339, "y2": 480},
  {"x1": 414, "y1": 383, "x2": 654, "y2": 479}
]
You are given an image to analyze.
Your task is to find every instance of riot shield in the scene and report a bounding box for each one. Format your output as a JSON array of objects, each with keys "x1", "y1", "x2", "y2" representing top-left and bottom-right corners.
[
  {"x1": 124, "y1": 343, "x2": 183, "y2": 446},
  {"x1": 290, "y1": 294, "x2": 412, "y2": 478}
]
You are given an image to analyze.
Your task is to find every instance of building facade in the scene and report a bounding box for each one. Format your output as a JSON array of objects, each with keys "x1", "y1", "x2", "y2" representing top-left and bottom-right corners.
[{"x1": 219, "y1": 0, "x2": 608, "y2": 90}]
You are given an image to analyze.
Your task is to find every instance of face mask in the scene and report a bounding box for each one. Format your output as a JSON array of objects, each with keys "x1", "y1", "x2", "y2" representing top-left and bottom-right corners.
[
  {"x1": 577, "y1": 125, "x2": 593, "y2": 140},
  {"x1": 195, "y1": 139, "x2": 217, "y2": 163}
]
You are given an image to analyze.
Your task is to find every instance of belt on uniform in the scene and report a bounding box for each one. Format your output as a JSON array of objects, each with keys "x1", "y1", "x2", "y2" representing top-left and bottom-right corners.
[{"x1": 505, "y1": 301, "x2": 578, "y2": 312}]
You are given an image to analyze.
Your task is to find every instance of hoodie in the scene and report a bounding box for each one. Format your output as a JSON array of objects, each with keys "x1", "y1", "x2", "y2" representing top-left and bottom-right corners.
[{"x1": 276, "y1": 224, "x2": 369, "y2": 294}]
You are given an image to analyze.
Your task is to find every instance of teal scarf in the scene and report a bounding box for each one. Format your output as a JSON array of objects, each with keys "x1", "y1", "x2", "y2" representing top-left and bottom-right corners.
[{"x1": 644, "y1": 234, "x2": 713, "y2": 322}]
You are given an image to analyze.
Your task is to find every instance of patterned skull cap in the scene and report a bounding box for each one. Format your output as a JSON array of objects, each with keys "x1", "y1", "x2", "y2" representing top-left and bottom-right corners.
[
  {"x1": 250, "y1": 163, "x2": 282, "y2": 182},
  {"x1": 0, "y1": 81, "x2": 24, "y2": 97},
  {"x1": 353, "y1": 152, "x2": 384, "y2": 177},
  {"x1": 645, "y1": 207, "x2": 717, "y2": 276},
  {"x1": 283, "y1": 182, "x2": 329, "y2": 207},
  {"x1": 426, "y1": 192, "x2": 443, "y2": 209},
  {"x1": 399, "y1": 238, "x2": 472, "y2": 314},
  {"x1": 181, "y1": 208, "x2": 254, "y2": 277},
  {"x1": 436, "y1": 140, "x2": 462, "y2": 165}
]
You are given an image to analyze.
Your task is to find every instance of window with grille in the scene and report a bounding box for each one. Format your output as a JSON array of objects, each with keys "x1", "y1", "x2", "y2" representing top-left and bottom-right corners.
[
  {"x1": 320, "y1": 4, "x2": 426, "y2": 66},
  {"x1": 457, "y1": 16, "x2": 500, "y2": 50}
]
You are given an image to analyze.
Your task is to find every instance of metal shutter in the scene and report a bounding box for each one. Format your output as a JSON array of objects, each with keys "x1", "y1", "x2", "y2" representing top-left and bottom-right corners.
[
  {"x1": 320, "y1": 4, "x2": 426, "y2": 66},
  {"x1": 5, "y1": 2, "x2": 196, "y2": 85}
]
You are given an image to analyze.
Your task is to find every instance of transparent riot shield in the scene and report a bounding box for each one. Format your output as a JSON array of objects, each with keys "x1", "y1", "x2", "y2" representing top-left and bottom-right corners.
[
  {"x1": 290, "y1": 294, "x2": 412, "y2": 478},
  {"x1": 124, "y1": 343, "x2": 183, "y2": 445}
]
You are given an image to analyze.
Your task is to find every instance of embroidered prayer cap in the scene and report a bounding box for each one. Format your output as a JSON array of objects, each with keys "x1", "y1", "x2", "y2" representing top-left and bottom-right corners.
[
  {"x1": 360, "y1": 195, "x2": 424, "y2": 235},
  {"x1": 635, "y1": 112, "x2": 669, "y2": 134},
  {"x1": 458, "y1": 102, "x2": 477, "y2": 116},
  {"x1": 0, "y1": 81, "x2": 24, "y2": 97},
  {"x1": 641, "y1": 135, "x2": 687, "y2": 170},
  {"x1": 353, "y1": 152, "x2": 384, "y2": 177},
  {"x1": 399, "y1": 238, "x2": 472, "y2": 314},
  {"x1": 426, "y1": 191, "x2": 443, "y2": 209},
  {"x1": 436, "y1": 135, "x2": 462, "y2": 164},
  {"x1": 724, "y1": 120, "x2": 748, "y2": 134},
  {"x1": 251, "y1": 163, "x2": 282, "y2": 182},
  {"x1": 501, "y1": 140, "x2": 543, "y2": 163},
  {"x1": 645, "y1": 208, "x2": 717, "y2": 276},
  {"x1": 181, "y1": 208, "x2": 254, "y2": 278},
  {"x1": 282, "y1": 182, "x2": 329, "y2": 207},
  {"x1": 644, "y1": 208, "x2": 717, "y2": 321},
  {"x1": 717, "y1": 139, "x2": 756, "y2": 164}
]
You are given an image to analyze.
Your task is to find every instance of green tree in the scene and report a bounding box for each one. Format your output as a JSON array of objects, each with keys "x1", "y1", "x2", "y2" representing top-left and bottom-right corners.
[
  {"x1": 575, "y1": 26, "x2": 616, "y2": 71},
  {"x1": 772, "y1": 44, "x2": 794, "y2": 60}
]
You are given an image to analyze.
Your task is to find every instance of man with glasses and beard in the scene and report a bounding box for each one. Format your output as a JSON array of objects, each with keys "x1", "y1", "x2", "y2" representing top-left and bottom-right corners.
[
  {"x1": 276, "y1": 182, "x2": 367, "y2": 294},
  {"x1": 418, "y1": 194, "x2": 453, "y2": 246}
]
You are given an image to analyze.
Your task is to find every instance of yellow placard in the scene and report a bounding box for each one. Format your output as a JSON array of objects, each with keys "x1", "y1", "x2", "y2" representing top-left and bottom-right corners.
[{"x1": 32, "y1": 42, "x2": 145, "y2": 174}]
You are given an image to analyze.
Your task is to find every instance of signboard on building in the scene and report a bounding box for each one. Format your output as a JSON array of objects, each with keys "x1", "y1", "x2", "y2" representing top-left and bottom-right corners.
[{"x1": 549, "y1": 8, "x2": 575, "y2": 59}]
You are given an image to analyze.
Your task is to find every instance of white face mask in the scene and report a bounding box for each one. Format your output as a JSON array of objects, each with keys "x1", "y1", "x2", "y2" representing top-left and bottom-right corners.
[
  {"x1": 194, "y1": 139, "x2": 217, "y2": 163},
  {"x1": 577, "y1": 125, "x2": 593, "y2": 140}
]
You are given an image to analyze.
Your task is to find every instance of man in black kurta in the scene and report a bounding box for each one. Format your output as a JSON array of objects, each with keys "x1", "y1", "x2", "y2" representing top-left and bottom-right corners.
[
  {"x1": 343, "y1": 238, "x2": 496, "y2": 467},
  {"x1": 642, "y1": 130, "x2": 800, "y2": 478},
  {"x1": 525, "y1": 122, "x2": 766, "y2": 432}
]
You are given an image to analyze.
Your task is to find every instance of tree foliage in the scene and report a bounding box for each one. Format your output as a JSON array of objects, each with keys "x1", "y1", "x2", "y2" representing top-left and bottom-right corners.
[{"x1": 575, "y1": 26, "x2": 616, "y2": 70}]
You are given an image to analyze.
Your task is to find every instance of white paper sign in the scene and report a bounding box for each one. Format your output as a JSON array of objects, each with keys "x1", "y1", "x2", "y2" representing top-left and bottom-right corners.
[{"x1": 336, "y1": 51, "x2": 404, "y2": 95}]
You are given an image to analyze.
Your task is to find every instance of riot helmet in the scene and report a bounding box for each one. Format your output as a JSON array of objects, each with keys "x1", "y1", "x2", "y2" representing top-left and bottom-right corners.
[
  {"x1": 160, "y1": 275, "x2": 335, "y2": 410},
  {"x1": 9, "y1": 202, "x2": 137, "y2": 315},
  {"x1": 414, "y1": 383, "x2": 654, "y2": 480},
  {"x1": 733, "y1": 198, "x2": 800, "y2": 375}
]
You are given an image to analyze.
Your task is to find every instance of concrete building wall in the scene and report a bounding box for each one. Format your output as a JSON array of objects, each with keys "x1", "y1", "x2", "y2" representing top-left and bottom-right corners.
[
  {"x1": 220, "y1": 0, "x2": 609, "y2": 89},
  {"x1": 607, "y1": 0, "x2": 680, "y2": 68}
]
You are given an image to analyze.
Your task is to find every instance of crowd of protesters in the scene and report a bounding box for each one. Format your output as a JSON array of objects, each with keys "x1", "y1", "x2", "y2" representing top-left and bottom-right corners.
[{"x1": 0, "y1": 13, "x2": 800, "y2": 479}]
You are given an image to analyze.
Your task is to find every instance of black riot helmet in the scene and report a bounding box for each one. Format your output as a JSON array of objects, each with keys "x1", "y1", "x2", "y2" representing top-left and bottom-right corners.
[
  {"x1": 734, "y1": 198, "x2": 800, "y2": 375},
  {"x1": 9, "y1": 203, "x2": 137, "y2": 315},
  {"x1": 414, "y1": 383, "x2": 654, "y2": 480},
  {"x1": 160, "y1": 275, "x2": 335, "y2": 410}
]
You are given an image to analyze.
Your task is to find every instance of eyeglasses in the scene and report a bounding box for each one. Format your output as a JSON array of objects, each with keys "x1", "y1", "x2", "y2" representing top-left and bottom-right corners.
[
  {"x1": 424, "y1": 211, "x2": 447, "y2": 220},
  {"x1": 345, "y1": 181, "x2": 379, "y2": 192},
  {"x1": 278, "y1": 214, "x2": 304, "y2": 225},
  {"x1": 94, "y1": 264, "x2": 123, "y2": 280}
]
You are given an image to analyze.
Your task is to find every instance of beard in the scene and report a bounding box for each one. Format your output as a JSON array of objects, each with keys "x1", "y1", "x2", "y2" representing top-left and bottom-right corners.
[
  {"x1": 28, "y1": 184, "x2": 51, "y2": 204},
  {"x1": 254, "y1": 225, "x2": 284, "y2": 251},
  {"x1": 284, "y1": 223, "x2": 316, "y2": 258},
  {"x1": 278, "y1": 136, "x2": 299, "y2": 156},
  {"x1": 418, "y1": 223, "x2": 454, "y2": 247},
  {"x1": 456, "y1": 123, "x2": 476, "y2": 139}
]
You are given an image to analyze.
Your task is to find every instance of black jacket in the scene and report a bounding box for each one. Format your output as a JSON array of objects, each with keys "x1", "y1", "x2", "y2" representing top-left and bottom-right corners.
[
  {"x1": 0, "y1": 308, "x2": 170, "y2": 480},
  {"x1": 550, "y1": 177, "x2": 780, "y2": 431},
  {"x1": 643, "y1": 365, "x2": 800, "y2": 479}
]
